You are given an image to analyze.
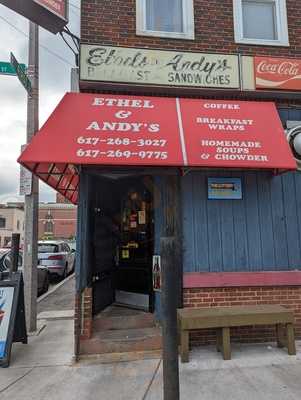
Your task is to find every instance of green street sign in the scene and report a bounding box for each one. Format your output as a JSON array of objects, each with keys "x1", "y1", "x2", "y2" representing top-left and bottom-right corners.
[
  {"x1": 10, "y1": 53, "x2": 32, "y2": 96},
  {"x1": 0, "y1": 61, "x2": 26, "y2": 76}
]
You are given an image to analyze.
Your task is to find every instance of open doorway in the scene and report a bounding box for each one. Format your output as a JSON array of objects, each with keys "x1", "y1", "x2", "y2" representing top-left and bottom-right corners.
[{"x1": 91, "y1": 174, "x2": 155, "y2": 316}]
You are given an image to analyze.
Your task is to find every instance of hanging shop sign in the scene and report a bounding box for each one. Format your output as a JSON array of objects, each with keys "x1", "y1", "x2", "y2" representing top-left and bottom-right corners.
[
  {"x1": 254, "y1": 56, "x2": 301, "y2": 91},
  {"x1": 208, "y1": 178, "x2": 242, "y2": 200},
  {"x1": 33, "y1": 0, "x2": 68, "y2": 20},
  {"x1": 0, "y1": 0, "x2": 68, "y2": 34},
  {"x1": 80, "y1": 45, "x2": 240, "y2": 89}
]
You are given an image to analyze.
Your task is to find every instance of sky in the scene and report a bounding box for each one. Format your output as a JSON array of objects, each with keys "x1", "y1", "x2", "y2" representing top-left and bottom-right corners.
[{"x1": 0, "y1": 1, "x2": 81, "y2": 204}]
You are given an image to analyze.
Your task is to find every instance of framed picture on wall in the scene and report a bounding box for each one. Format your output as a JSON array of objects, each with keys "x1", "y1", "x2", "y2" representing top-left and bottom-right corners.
[{"x1": 208, "y1": 177, "x2": 242, "y2": 200}]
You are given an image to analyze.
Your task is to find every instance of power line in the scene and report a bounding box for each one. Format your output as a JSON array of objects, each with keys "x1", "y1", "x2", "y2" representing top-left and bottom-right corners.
[{"x1": 0, "y1": 14, "x2": 74, "y2": 67}]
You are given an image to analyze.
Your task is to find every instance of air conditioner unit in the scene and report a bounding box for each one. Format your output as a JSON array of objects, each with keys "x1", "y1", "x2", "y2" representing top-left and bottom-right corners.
[{"x1": 286, "y1": 123, "x2": 301, "y2": 170}]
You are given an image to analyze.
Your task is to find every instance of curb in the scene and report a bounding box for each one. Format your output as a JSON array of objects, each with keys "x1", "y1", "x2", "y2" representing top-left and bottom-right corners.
[
  {"x1": 37, "y1": 310, "x2": 74, "y2": 321},
  {"x1": 37, "y1": 272, "x2": 75, "y2": 303}
]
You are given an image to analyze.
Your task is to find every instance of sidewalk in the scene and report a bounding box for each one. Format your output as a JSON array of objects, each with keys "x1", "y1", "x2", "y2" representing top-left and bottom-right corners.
[
  {"x1": 37, "y1": 273, "x2": 75, "y2": 314},
  {"x1": 2, "y1": 276, "x2": 301, "y2": 399},
  {"x1": 1, "y1": 315, "x2": 301, "y2": 400}
]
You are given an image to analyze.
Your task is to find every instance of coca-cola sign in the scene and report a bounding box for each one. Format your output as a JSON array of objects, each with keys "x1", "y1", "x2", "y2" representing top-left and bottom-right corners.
[{"x1": 254, "y1": 56, "x2": 301, "y2": 90}]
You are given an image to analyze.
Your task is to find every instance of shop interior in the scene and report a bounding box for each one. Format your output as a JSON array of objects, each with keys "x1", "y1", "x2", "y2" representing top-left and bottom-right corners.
[{"x1": 86, "y1": 171, "x2": 155, "y2": 317}]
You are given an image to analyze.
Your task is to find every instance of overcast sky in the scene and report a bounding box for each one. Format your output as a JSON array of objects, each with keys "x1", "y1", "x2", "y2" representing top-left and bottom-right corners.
[{"x1": 0, "y1": 1, "x2": 80, "y2": 204}]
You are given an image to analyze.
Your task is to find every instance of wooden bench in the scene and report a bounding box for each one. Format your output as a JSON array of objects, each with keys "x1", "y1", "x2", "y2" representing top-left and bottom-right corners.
[{"x1": 177, "y1": 305, "x2": 296, "y2": 362}]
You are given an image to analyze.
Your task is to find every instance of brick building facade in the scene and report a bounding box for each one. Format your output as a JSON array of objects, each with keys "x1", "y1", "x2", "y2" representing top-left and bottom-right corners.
[
  {"x1": 76, "y1": 0, "x2": 301, "y2": 348},
  {"x1": 81, "y1": 0, "x2": 301, "y2": 58},
  {"x1": 19, "y1": 0, "x2": 301, "y2": 356},
  {"x1": 0, "y1": 204, "x2": 24, "y2": 247},
  {"x1": 38, "y1": 203, "x2": 77, "y2": 240}
]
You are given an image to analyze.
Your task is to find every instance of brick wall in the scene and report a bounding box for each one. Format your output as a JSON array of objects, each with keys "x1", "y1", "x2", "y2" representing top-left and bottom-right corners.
[
  {"x1": 184, "y1": 287, "x2": 301, "y2": 346},
  {"x1": 38, "y1": 206, "x2": 77, "y2": 239},
  {"x1": 81, "y1": 0, "x2": 301, "y2": 57},
  {"x1": 74, "y1": 287, "x2": 93, "y2": 345}
]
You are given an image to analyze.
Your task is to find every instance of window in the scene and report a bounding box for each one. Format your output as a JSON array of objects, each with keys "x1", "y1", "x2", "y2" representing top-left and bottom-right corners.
[
  {"x1": 38, "y1": 243, "x2": 59, "y2": 253},
  {"x1": 17, "y1": 220, "x2": 20, "y2": 230},
  {"x1": 233, "y1": 0, "x2": 289, "y2": 46},
  {"x1": 0, "y1": 217, "x2": 6, "y2": 228},
  {"x1": 136, "y1": 0, "x2": 195, "y2": 40},
  {"x1": 44, "y1": 221, "x2": 54, "y2": 234}
]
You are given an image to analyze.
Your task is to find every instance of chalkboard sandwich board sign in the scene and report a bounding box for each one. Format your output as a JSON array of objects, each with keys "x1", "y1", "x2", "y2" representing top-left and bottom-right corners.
[{"x1": 0, "y1": 272, "x2": 27, "y2": 368}]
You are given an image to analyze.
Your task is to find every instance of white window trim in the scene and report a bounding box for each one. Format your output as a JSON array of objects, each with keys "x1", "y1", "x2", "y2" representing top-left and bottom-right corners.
[
  {"x1": 136, "y1": 0, "x2": 195, "y2": 40},
  {"x1": 233, "y1": 0, "x2": 289, "y2": 46}
]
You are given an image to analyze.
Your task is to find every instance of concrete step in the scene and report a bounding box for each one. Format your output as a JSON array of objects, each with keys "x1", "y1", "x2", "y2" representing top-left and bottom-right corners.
[
  {"x1": 93, "y1": 313, "x2": 156, "y2": 331},
  {"x1": 80, "y1": 327, "x2": 162, "y2": 355}
]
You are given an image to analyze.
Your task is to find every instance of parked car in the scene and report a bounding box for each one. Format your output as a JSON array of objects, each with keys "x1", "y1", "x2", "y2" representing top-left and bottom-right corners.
[
  {"x1": 0, "y1": 250, "x2": 49, "y2": 296},
  {"x1": 38, "y1": 240, "x2": 75, "y2": 279}
]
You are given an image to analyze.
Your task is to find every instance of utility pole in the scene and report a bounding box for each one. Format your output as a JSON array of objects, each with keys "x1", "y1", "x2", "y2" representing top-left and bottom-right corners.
[
  {"x1": 160, "y1": 174, "x2": 181, "y2": 400},
  {"x1": 23, "y1": 21, "x2": 39, "y2": 333}
]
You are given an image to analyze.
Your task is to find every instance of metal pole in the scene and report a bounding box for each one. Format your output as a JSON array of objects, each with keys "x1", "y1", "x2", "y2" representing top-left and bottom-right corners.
[
  {"x1": 23, "y1": 21, "x2": 39, "y2": 332},
  {"x1": 160, "y1": 175, "x2": 181, "y2": 400},
  {"x1": 10, "y1": 233, "x2": 20, "y2": 277},
  {"x1": 161, "y1": 237, "x2": 180, "y2": 400}
]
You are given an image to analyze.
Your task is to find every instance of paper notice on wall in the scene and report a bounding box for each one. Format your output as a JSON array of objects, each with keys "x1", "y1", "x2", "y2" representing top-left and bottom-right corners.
[
  {"x1": 19, "y1": 145, "x2": 32, "y2": 196},
  {"x1": 138, "y1": 211, "x2": 146, "y2": 225}
]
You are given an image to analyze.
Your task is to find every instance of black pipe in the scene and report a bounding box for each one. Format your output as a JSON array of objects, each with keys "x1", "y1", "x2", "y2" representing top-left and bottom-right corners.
[
  {"x1": 160, "y1": 174, "x2": 181, "y2": 400},
  {"x1": 161, "y1": 237, "x2": 180, "y2": 400},
  {"x1": 10, "y1": 233, "x2": 20, "y2": 277}
]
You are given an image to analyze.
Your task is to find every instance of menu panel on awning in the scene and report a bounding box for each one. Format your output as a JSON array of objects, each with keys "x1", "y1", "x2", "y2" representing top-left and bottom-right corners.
[
  {"x1": 179, "y1": 99, "x2": 295, "y2": 170},
  {"x1": 18, "y1": 93, "x2": 296, "y2": 204}
]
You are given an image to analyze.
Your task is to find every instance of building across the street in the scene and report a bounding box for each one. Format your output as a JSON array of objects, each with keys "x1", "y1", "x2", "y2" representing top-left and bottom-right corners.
[
  {"x1": 0, "y1": 194, "x2": 77, "y2": 246},
  {"x1": 38, "y1": 193, "x2": 77, "y2": 240},
  {"x1": 0, "y1": 204, "x2": 24, "y2": 248},
  {"x1": 19, "y1": 0, "x2": 301, "y2": 358}
]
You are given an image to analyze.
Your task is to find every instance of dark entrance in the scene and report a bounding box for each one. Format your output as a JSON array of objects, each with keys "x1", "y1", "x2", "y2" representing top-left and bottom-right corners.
[
  {"x1": 91, "y1": 174, "x2": 154, "y2": 315},
  {"x1": 92, "y1": 177, "x2": 117, "y2": 315}
]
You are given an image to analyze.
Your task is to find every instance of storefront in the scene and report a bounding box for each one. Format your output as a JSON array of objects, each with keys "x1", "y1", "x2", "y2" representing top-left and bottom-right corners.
[
  {"x1": 17, "y1": 37, "x2": 301, "y2": 360},
  {"x1": 18, "y1": 70, "x2": 301, "y2": 354}
]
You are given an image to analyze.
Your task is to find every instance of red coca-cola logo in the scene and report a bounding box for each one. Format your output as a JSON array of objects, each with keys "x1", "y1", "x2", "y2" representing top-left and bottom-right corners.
[{"x1": 257, "y1": 60, "x2": 300, "y2": 77}]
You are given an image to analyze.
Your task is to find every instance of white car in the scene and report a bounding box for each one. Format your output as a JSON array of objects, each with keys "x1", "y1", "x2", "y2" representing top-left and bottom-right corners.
[{"x1": 38, "y1": 240, "x2": 75, "y2": 279}]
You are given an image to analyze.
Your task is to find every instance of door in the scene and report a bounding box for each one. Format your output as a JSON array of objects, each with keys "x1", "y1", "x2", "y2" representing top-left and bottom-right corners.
[
  {"x1": 92, "y1": 177, "x2": 118, "y2": 315},
  {"x1": 115, "y1": 177, "x2": 154, "y2": 312}
]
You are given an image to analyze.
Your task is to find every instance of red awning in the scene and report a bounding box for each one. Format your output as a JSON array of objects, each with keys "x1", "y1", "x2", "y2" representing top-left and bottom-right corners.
[{"x1": 18, "y1": 93, "x2": 296, "y2": 204}]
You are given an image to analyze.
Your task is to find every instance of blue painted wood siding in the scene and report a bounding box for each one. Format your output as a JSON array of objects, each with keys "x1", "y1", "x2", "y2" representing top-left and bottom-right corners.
[{"x1": 182, "y1": 171, "x2": 301, "y2": 273}]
